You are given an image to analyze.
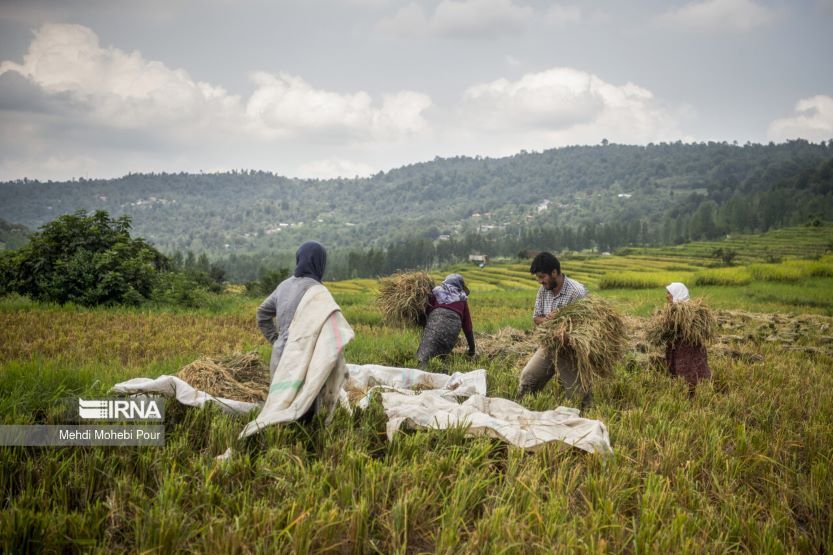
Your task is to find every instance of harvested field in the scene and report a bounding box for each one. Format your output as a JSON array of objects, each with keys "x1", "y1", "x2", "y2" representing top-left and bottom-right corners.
[
  {"x1": 4, "y1": 225, "x2": 833, "y2": 553},
  {"x1": 475, "y1": 326, "x2": 537, "y2": 360}
]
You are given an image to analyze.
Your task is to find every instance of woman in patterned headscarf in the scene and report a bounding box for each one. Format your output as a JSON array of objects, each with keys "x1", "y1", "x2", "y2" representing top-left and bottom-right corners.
[{"x1": 416, "y1": 274, "x2": 476, "y2": 370}]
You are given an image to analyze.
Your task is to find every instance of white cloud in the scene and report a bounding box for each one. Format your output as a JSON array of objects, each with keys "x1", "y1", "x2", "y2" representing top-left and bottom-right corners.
[
  {"x1": 0, "y1": 23, "x2": 432, "y2": 142},
  {"x1": 0, "y1": 23, "x2": 242, "y2": 133},
  {"x1": 378, "y1": 0, "x2": 533, "y2": 38},
  {"x1": 767, "y1": 96, "x2": 833, "y2": 142},
  {"x1": 296, "y1": 158, "x2": 377, "y2": 179},
  {"x1": 0, "y1": 23, "x2": 694, "y2": 181},
  {"x1": 657, "y1": 0, "x2": 776, "y2": 32},
  {"x1": 458, "y1": 67, "x2": 688, "y2": 148},
  {"x1": 432, "y1": 0, "x2": 533, "y2": 37},
  {"x1": 246, "y1": 72, "x2": 431, "y2": 140},
  {"x1": 463, "y1": 69, "x2": 604, "y2": 129}
]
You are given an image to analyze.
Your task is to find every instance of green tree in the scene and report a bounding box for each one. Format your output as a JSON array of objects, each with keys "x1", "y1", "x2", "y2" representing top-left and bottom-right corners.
[
  {"x1": 689, "y1": 201, "x2": 719, "y2": 240},
  {"x1": 8, "y1": 210, "x2": 166, "y2": 305}
]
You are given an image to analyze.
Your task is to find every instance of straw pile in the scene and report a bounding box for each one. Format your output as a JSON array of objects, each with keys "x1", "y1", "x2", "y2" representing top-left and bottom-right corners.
[
  {"x1": 536, "y1": 296, "x2": 627, "y2": 389},
  {"x1": 477, "y1": 327, "x2": 538, "y2": 359},
  {"x1": 647, "y1": 299, "x2": 716, "y2": 348},
  {"x1": 377, "y1": 271, "x2": 435, "y2": 327},
  {"x1": 176, "y1": 352, "x2": 269, "y2": 403}
]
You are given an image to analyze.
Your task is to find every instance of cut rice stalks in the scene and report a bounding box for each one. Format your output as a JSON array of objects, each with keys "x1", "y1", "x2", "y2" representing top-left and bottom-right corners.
[
  {"x1": 177, "y1": 351, "x2": 269, "y2": 403},
  {"x1": 377, "y1": 271, "x2": 435, "y2": 327},
  {"x1": 647, "y1": 299, "x2": 716, "y2": 348},
  {"x1": 536, "y1": 296, "x2": 627, "y2": 390}
]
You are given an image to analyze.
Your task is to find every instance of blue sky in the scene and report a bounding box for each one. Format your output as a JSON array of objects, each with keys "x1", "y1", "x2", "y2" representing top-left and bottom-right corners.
[{"x1": 0, "y1": 0, "x2": 831, "y2": 180}]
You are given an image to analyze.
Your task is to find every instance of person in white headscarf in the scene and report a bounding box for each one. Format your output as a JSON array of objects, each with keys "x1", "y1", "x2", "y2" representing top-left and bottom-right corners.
[
  {"x1": 663, "y1": 282, "x2": 711, "y2": 390},
  {"x1": 416, "y1": 274, "x2": 475, "y2": 370},
  {"x1": 666, "y1": 282, "x2": 690, "y2": 304}
]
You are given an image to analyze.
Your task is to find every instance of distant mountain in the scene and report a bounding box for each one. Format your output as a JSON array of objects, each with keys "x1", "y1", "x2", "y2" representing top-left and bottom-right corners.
[{"x1": 1, "y1": 141, "x2": 832, "y2": 258}]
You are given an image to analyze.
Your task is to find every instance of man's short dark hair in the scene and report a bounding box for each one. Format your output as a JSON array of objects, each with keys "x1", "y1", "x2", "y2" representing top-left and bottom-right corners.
[{"x1": 530, "y1": 252, "x2": 561, "y2": 275}]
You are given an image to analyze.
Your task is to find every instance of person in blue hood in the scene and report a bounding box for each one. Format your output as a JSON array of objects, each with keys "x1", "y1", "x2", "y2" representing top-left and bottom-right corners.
[{"x1": 256, "y1": 241, "x2": 328, "y2": 376}]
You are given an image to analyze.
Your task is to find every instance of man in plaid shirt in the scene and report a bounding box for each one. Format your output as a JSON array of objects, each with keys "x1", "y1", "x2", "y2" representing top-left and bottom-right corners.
[{"x1": 518, "y1": 252, "x2": 591, "y2": 407}]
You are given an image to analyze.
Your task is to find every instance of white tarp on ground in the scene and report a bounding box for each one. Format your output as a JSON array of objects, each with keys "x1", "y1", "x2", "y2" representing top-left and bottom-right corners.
[
  {"x1": 111, "y1": 375, "x2": 260, "y2": 415},
  {"x1": 110, "y1": 365, "x2": 487, "y2": 414},
  {"x1": 381, "y1": 391, "x2": 613, "y2": 454},
  {"x1": 110, "y1": 353, "x2": 611, "y2": 452},
  {"x1": 344, "y1": 364, "x2": 487, "y2": 408}
]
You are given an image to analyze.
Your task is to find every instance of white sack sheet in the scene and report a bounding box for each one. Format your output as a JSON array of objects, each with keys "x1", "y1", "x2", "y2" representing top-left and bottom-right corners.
[
  {"x1": 381, "y1": 391, "x2": 613, "y2": 454},
  {"x1": 344, "y1": 364, "x2": 487, "y2": 408},
  {"x1": 110, "y1": 365, "x2": 486, "y2": 415},
  {"x1": 110, "y1": 375, "x2": 260, "y2": 415}
]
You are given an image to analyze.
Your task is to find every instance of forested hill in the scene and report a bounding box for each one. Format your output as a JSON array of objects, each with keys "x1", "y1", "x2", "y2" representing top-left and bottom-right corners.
[{"x1": 1, "y1": 141, "x2": 832, "y2": 258}]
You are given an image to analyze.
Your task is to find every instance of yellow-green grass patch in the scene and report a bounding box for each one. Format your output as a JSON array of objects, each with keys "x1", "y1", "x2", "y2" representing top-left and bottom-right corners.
[
  {"x1": 599, "y1": 271, "x2": 695, "y2": 290},
  {"x1": 749, "y1": 263, "x2": 805, "y2": 282},
  {"x1": 694, "y1": 267, "x2": 753, "y2": 286}
]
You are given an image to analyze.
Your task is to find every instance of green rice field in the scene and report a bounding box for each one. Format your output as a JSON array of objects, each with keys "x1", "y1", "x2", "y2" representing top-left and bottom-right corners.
[{"x1": 2, "y1": 224, "x2": 832, "y2": 552}]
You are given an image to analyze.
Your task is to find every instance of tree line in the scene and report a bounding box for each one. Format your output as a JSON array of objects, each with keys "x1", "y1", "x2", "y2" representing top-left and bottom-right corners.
[{"x1": 1, "y1": 140, "x2": 831, "y2": 259}]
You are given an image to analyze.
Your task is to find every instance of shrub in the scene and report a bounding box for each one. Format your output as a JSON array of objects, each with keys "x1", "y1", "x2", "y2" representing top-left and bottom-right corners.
[
  {"x1": 0, "y1": 251, "x2": 17, "y2": 296},
  {"x1": 711, "y1": 248, "x2": 738, "y2": 266},
  {"x1": 151, "y1": 272, "x2": 213, "y2": 308},
  {"x1": 7, "y1": 211, "x2": 167, "y2": 306}
]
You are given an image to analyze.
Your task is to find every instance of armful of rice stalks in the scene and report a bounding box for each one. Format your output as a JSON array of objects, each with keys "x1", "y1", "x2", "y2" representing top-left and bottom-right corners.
[
  {"x1": 533, "y1": 308, "x2": 560, "y2": 327},
  {"x1": 534, "y1": 297, "x2": 627, "y2": 389},
  {"x1": 646, "y1": 299, "x2": 716, "y2": 348}
]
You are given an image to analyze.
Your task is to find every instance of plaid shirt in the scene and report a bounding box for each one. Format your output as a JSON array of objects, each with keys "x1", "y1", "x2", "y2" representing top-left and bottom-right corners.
[{"x1": 533, "y1": 276, "x2": 588, "y2": 318}]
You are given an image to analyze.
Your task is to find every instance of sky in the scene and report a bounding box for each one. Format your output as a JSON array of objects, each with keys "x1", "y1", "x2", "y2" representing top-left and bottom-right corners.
[{"x1": 0, "y1": 0, "x2": 831, "y2": 181}]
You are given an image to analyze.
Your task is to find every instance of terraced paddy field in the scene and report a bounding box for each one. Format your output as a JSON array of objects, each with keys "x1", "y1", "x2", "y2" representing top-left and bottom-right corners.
[
  {"x1": 626, "y1": 222, "x2": 833, "y2": 263},
  {"x1": 2, "y1": 225, "x2": 832, "y2": 552}
]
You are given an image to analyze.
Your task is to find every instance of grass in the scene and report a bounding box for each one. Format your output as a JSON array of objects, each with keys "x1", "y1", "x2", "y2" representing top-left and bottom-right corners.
[
  {"x1": 749, "y1": 263, "x2": 806, "y2": 282},
  {"x1": 694, "y1": 267, "x2": 753, "y2": 286},
  {"x1": 2, "y1": 226, "x2": 833, "y2": 552},
  {"x1": 626, "y1": 222, "x2": 833, "y2": 263},
  {"x1": 599, "y1": 271, "x2": 695, "y2": 290}
]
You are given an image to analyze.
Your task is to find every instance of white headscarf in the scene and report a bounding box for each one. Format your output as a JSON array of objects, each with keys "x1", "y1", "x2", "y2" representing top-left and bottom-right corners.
[{"x1": 666, "y1": 282, "x2": 690, "y2": 303}]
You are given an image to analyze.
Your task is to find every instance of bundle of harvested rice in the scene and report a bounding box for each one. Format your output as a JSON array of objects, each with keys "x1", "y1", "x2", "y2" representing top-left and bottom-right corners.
[
  {"x1": 536, "y1": 296, "x2": 627, "y2": 389},
  {"x1": 647, "y1": 299, "x2": 716, "y2": 348},
  {"x1": 176, "y1": 352, "x2": 269, "y2": 403},
  {"x1": 377, "y1": 271, "x2": 435, "y2": 327}
]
